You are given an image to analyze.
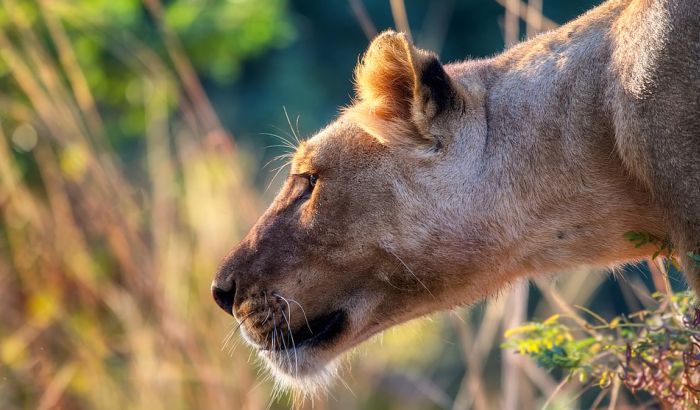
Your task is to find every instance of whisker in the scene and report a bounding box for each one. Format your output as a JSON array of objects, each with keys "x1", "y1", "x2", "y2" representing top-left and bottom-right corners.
[
  {"x1": 222, "y1": 327, "x2": 236, "y2": 352},
  {"x1": 277, "y1": 296, "x2": 291, "y2": 326},
  {"x1": 267, "y1": 294, "x2": 303, "y2": 400},
  {"x1": 221, "y1": 324, "x2": 238, "y2": 350},
  {"x1": 227, "y1": 309, "x2": 271, "y2": 357},
  {"x1": 265, "y1": 161, "x2": 291, "y2": 193},
  {"x1": 270, "y1": 313, "x2": 278, "y2": 359},
  {"x1": 263, "y1": 144, "x2": 296, "y2": 152},
  {"x1": 337, "y1": 372, "x2": 356, "y2": 398},
  {"x1": 227, "y1": 323, "x2": 249, "y2": 357},
  {"x1": 262, "y1": 152, "x2": 293, "y2": 172},
  {"x1": 261, "y1": 332, "x2": 270, "y2": 353},
  {"x1": 271, "y1": 152, "x2": 294, "y2": 160},
  {"x1": 275, "y1": 316, "x2": 294, "y2": 377},
  {"x1": 260, "y1": 308, "x2": 272, "y2": 325},
  {"x1": 274, "y1": 293, "x2": 312, "y2": 334},
  {"x1": 226, "y1": 323, "x2": 252, "y2": 356},
  {"x1": 259, "y1": 131, "x2": 297, "y2": 150},
  {"x1": 280, "y1": 309, "x2": 299, "y2": 377},
  {"x1": 283, "y1": 106, "x2": 302, "y2": 146},
  {"x1": 265, "y1": 381, "x2": 277, "y2": 410},
  {"x1": 228, "y1": 337, "x2": 244, "y2": 357},
  {"x1": 270, "y1": 160, "x2": 291, "y2": 174},
  {"x1": 269, "y1": 125, "x2": 299, "y2": 148},
  {"x1": 246, "y1": 340, "x2": 257, "y2": 362},
  {"x1": 379, "y1": 267, "x2": 417, "y2": 292},
  {"x1": 268, "y1": 153, "x2": 294, "y2": 166},
  {"x1": 388, "y1": 249, "x2": 434, "y2": 297},
  {"x1": 221, "y1": 311, "x2": 254, "y2": 352}
]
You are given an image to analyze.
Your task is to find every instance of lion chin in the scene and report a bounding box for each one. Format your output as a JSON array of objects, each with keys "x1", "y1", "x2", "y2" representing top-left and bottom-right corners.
[
  {"x1": 259, "y1": 347, "x2": 341, "y2": 395},
  {"x1": 238, "y1": 320, "x2": 349, "y2": 396}
]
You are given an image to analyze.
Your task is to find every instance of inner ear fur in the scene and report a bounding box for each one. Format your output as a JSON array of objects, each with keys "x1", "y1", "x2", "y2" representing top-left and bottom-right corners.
[{"x1": 349, "y1": 30, "x2": 462, "y2": 148}]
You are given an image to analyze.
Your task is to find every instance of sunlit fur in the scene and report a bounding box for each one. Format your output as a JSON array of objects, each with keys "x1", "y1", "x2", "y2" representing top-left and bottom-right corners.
[
  {"x1": 347, "y1": 31, "x2": 469, "y2": 148},
  {"x1": 261, "y1": 349, "x2": 340, "y2": 399},
  {"x1": 213, "y1": 0, "x2": 700, "y2": 399}
]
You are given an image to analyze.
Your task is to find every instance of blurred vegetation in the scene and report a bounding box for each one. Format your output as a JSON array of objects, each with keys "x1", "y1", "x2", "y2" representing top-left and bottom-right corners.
[
  {"x1": 504, "y1": 291, "x2": 700, "y2": 408},
  {"x1": 0, "y1": 0, "x2": 286, "y2": 408},
  {"x1": 0, "y1": 0, "x2": 693, "y2": 409},
  {"x1": 0, "y1": 0, "x2": 293, "y2": 151}
]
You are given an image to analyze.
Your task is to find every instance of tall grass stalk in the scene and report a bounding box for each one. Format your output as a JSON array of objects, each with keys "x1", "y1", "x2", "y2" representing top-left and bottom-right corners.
[{"x1": 0, "y1": 1, "x2": 267, "y2": 408}]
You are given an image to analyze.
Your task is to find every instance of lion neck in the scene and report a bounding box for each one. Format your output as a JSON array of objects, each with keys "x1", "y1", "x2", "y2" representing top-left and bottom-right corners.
[{"x1": 440, "y1": 4, "x2": 663, "y2": 285}]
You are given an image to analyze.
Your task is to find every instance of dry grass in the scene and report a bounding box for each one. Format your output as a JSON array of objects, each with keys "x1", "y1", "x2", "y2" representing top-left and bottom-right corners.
[{"x1": 0, "y1": 1, "x2": 269, "y2": 408}]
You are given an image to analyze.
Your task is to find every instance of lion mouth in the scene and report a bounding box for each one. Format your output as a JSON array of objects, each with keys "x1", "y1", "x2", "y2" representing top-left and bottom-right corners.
[{"x1": 264, "y1": 309, "x2": 348, "y2": 351}]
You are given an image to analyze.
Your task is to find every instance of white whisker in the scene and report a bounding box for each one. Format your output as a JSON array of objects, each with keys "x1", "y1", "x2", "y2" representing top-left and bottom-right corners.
[
  {"x1": 277, "y1": 319, "x2": 293, "y2": 372},
  {"x1": 388, "y1": 249, "x2": 434, "y2": 297},
  {"x1": 280, "y1": 309, "x2": 299, "y2": 377},
  {"x1": 221, "y1": 311, "x2": 254, "y2": 352},
  {"x1": 259, "y1": 131, "x2": 297, "y2": 150},
  {"x1": 283, "y1": 106, "x2": 302, "y2": 146},
  {"x1": 265, "y1": 161, "x2": 291, "y2": 193},
  {"x1": 274, "y1": 293, "x2": 313, "y2": 334},
  {"x1": 295, "y1": 114, "x2": 302, "y2": 144}
]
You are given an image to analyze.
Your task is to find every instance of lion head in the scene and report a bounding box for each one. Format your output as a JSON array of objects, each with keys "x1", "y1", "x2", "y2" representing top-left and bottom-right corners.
[{"x1": 210, "y1": 31, "x2": 658, "y2": 391}]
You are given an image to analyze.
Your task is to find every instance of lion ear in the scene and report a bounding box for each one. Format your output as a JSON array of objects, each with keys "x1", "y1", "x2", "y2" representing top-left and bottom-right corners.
[{"x1": 351, "y1": 30, "x2": 461, "y2": 147}]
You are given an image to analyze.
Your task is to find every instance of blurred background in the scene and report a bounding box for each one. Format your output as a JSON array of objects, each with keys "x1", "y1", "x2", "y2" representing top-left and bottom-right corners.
[{"x1": 0, "y1": 0, "x2": 689, "y2": 409}]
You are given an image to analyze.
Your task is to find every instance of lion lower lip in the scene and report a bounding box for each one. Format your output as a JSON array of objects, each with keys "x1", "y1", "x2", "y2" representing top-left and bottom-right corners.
[{"x1": 266, "y1": 310, "x2": 347, "y2": 351}]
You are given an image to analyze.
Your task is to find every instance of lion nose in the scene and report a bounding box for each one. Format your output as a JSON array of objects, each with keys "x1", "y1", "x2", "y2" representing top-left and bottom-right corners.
[{"x1": 211, "y1": 281, "x2": 236, "y2": 316}]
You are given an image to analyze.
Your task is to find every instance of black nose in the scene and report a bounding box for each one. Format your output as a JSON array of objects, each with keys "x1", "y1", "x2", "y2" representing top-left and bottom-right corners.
[{"x1": 212, "y1": 282, "x2": 236, "y2": 316}]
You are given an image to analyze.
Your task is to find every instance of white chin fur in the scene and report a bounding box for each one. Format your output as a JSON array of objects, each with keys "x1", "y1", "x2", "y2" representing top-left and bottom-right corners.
[{"x1": 260, "y1": 347, "x2": 340, "y2": 395}]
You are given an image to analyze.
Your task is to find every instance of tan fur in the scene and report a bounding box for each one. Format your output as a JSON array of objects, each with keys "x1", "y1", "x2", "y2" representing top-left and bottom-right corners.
[
  {"x1": 213, "y1": 0, "x2": 700, "y2": 389},
  {"x1": 349, "y1": 31, "x2": 466, "y2": 146}
]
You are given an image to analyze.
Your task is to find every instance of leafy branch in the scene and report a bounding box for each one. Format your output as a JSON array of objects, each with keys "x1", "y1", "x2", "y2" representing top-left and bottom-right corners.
[
  {"x1": 503, "y1": 291, "x2": 700, "y2": 407},
  {"x1": 624, "y1": 231, "x2": 676, "y2": 262}
]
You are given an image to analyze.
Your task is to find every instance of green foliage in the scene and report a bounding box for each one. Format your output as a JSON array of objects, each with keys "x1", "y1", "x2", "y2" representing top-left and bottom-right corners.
[
  {"x1": 0, "y1": 0, "x2": 293, "y2": 146},
  {"x1": 689, "y1": 252, "x2": 700, "y2": 268},
  {"x1": 504, "y1": 232, "x2": 700, "y2": 406},
  {"x1": 504, "y1": 292, "x2": 700, "y2": 407},
  {"x1": 624, "y1": 230, "x2": 674, "y2": 260},
  {"x1": 504, "y1": 314, "x2": 595, "y2": 371},
  {"x1": 164, "y1": 0, "x2": 294, "y2": 81}
]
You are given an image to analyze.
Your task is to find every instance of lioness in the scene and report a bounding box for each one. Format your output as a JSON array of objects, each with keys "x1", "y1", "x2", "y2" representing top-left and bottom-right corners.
[{"x1": 212, "y1": 0, "x2": 700, "y2": 390}]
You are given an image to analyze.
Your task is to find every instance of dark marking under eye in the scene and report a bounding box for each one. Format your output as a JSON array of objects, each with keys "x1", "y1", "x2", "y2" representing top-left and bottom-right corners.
[{"x1": 290, "y1": 173, "x2": 315, "y2": 205}]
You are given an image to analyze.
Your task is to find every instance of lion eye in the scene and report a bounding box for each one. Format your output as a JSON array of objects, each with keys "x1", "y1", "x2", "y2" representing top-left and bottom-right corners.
[{"x1": 308, "y1": 174, "x2": 318, "y2": 189}]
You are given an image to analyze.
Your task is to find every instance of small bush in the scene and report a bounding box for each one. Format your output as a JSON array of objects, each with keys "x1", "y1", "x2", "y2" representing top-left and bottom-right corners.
[{"x1": 504, "y1": 290, "x2": 700, "y2": 408}]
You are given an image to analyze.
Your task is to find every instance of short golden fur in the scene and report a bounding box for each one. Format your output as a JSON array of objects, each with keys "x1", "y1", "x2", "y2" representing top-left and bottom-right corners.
[{"x1": 212, "y1": 0, "x2": 700, "y2": 390}]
